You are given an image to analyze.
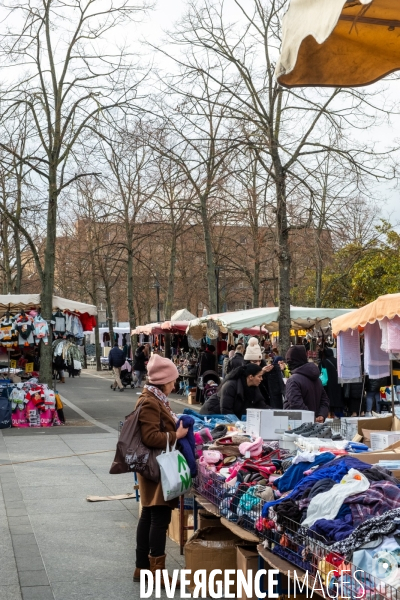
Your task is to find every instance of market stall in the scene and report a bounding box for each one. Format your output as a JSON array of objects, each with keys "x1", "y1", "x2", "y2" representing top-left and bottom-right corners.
[
  {"x1": 332, "y1": 293, "x2": 400, "y2": 415},
  {"x1": 186, "y1": 305, "x2": 354, "y2": 340},
  {"x1": 0, "y1": 294, "x2": 97, "y2": 428}
]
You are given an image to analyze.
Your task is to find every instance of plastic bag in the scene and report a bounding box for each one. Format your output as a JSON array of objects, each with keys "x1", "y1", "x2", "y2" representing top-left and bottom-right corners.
[
  {"x1": 156, "y1": 435, "x2": 192, "y2": 501},
  {"x1": 320, "y1": 367, "x2": 328, "y2": 386}
]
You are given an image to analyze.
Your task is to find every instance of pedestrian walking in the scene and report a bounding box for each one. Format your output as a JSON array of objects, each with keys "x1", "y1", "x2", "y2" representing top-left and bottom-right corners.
[{"x1": 108, "y1": 341, "x2": 125, "y2": 392}]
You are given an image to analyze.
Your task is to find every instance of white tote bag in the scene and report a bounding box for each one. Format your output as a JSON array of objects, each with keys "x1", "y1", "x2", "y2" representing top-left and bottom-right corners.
[{"x1": 156, "y1": 434, "x2": 192, "y2": 502}]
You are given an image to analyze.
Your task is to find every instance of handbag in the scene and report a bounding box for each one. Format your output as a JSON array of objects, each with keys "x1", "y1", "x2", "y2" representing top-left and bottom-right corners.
[
  {"x1": 109, "y1": 405, "x2": 161, "y2": 482},
  {"x1": 73, "y1": 360, "x2": 82, "y2": 370},
  {"x1": 319, "y1": 367, "x2": 328, "y2": 386},
  {"x1": 156, "y1": 434, "x2": 192, "y2": 501}
]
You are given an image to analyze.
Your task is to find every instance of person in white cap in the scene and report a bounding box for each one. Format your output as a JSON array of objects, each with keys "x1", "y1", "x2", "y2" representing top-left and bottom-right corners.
[{"x1": 244, "y1": 337, "x2": 263, "y2": 363}]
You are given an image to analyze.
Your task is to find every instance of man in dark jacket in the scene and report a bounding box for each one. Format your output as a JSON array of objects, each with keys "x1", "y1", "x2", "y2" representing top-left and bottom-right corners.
[
  {"x1": 283, "y1": 345, "x2": 329, "y2": 421},
  {"x1": 226, "y1": 344, "x2": 245, "y2": 374},
  {"x1": 133, "y1": 344, "x2": 148, "y2": 387},
  {"x1": 109, "y1": 342, "x2": 125, "y2": 392}
]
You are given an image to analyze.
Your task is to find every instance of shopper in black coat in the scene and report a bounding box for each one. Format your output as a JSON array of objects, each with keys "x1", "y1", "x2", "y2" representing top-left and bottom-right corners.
[
  {"x1": 284, "y1": 345, "x2": 329, "y2": 421},
  {"x1": 225, "y1": 344, "x2": 245, "y2": 374},
  {"x1": 200, "y1": 363, "x2": 269, "y2": 419},
  {"x1": 263, "y1": 355, "x2": 286, "y2": 409},
  {"x1": 196, "y1": 345, "x2": 217, "y2": 404},
  {"x1": 319, "y1": 347, "x2": 344, "y2": 417}
]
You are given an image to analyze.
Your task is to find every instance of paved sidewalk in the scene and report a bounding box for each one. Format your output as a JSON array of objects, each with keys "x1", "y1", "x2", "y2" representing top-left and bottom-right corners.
[{"x1": 0, "y1": 429, "x2": 185, "y2": 600}]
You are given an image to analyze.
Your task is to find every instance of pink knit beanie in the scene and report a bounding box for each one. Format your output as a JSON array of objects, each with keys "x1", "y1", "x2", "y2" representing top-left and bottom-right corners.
[{"x1": 147, "y1": 354, "x2": 179, "y2": 385}]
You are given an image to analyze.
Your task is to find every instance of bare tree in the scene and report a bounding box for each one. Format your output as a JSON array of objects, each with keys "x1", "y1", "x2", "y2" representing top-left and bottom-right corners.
[
  {"x1": 0, "y1": 0, "x2": 146, "y2": 383},
  {"x1": 163, "y1": 0, "x2": 395, "y2": 352}
]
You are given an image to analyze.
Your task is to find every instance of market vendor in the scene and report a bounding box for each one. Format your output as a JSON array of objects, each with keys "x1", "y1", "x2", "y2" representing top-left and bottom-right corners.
[{"x1": 283, "y1": 345, "x2": 329, "y2": 422}]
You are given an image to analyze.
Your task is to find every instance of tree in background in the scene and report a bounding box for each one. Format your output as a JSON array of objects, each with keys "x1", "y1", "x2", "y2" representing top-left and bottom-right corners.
[{"x1": 0, "y1": 0, "x2": 145, "y2": 384}]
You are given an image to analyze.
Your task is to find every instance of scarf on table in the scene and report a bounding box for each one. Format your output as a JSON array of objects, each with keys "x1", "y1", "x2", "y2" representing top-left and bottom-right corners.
[{"x1": 144, "y1": 384, "x2": 176, "y2": 419}]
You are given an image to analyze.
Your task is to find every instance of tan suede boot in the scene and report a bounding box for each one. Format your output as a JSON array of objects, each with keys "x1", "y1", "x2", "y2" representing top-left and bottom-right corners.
[
  {"x1": 60, "y1": 377, "x2": 65, "y2": 383},
  {"x1": 133, "y1": 568, "x2": 143, "y2": 582},
  {"x1": 148, "y1": 555, "x2": 180, "y2": 589}
]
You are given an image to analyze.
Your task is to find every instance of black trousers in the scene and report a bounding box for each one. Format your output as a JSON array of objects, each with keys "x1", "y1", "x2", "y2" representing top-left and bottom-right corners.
[{"x1": 136, "y1": 505, "x2": 172, "y2": 568}]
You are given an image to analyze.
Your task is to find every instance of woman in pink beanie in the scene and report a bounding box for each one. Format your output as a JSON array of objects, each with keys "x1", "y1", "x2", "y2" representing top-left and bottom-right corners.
[{"x1": 134, "y1": 353, "x2": 187, "y2": 587}]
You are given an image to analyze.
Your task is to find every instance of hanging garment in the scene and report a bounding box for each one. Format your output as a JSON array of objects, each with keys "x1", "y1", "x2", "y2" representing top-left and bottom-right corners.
[
  {"x1": 52, "y1": 310, "x2": 66, "y2": 335},
  {"x1": 387, "y1": 317, "x2": 400, "y2": 353},
  {"x1": 302, "y1": 468, "x2": 370, "y2": 527},
  {"x1": 337, "y1": 329, "x2": 362, "y2": 382},
  {"x1": 33, "y1": 315, "x2": 49, "y2": 345},
  {"x1": 364, "y1": 321, "x2": 390, "y2": 379},
  {"x1": 15, "y1": 319, "x2": 35, "y2": 347}
]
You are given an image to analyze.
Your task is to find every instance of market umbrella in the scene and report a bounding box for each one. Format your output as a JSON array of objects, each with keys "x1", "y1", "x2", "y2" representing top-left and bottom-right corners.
[
  {"x1": 276, "y1": 0, "x2": 400, "y2": 88},
  {"x1": 332, "y1": 292, "x2": 400, "y2": 334}
]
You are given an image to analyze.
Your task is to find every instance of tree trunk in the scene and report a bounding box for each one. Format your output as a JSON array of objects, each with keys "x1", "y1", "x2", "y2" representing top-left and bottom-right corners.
[
  {"x1": 200, "y1": 195, "x2": 217, "y2": 313},
  {"x1": 164, "y1": 231, "x2": 177, "y2": 360},
  {"x1": 13, "y1": 169, "x2": 23, "y2": 294},
  {"x1": 315, "y1": 246, "x2": 323, "y2": 308},
  {"x1": 89, "y1": 244, "x2": 101, "y2": 371},
  {"x1": 40, "y1": 174, "x2": 57, "y2": 387},
  {"x1": 105, "y1": 284, "x2": 115, "y2": 345},
  {"x1": 253, "y1": 259, "x2": 260, "y2": 308},
  {"x1": 274, "y1": 158, "x2": 291, "y2": 355},
  {"x1": 1, "y1": 218, "x2": 12, "y2": 293},
  {"x1": 94, "y1": 318, "x2": 101, "y2": 371},
  {"x1": 127, "y1": 246, "x2": 137, "y2": 359}
]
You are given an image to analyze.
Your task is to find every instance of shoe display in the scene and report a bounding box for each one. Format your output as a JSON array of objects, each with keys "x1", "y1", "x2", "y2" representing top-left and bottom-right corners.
[
  {"x1": 317, "y1": 427, "x2": 333, "y2": 439},
  {"x1": 301, "y1": 424, "x2": 326, "y2": 438},
  {"x1": 285, "y1": 423, "x2": 314, "y2": 435}
]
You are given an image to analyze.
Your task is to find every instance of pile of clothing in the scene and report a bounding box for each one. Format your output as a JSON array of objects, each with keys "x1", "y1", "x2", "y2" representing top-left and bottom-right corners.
[
  {"x1": 260, "y1": 453, "x2": 400, "y2": 593},
  {"x1": 5, "y1": 380, "x2": 63, "y2": 427}
]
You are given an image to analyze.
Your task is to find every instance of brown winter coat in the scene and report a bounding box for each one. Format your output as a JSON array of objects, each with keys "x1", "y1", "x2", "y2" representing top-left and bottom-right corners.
[{"x1": 136, "y1": 388, "x2": 179, "y2": 508}]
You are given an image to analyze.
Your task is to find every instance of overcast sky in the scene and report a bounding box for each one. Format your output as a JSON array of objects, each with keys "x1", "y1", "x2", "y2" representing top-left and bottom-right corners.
[{"x1": 134, "y1": 0, "x2": 399, "y2": 223}]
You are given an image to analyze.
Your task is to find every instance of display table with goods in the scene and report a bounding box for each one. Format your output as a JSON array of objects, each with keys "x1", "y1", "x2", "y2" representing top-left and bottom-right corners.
[
  {"x1": 184, "y1": 408, "x2": 400, "y2": 598},
  {"x1": 0, "y1": 378, "x2": 64, "y2": 429}
]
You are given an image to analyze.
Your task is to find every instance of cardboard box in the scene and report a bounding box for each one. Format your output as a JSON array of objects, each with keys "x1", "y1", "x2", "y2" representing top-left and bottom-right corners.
[
  {"x1": 187, "y1": 393, "x2": 197, "y2": 405},
  {"x1": 246, "y1": 409, "x2": 314, "y2": 440},
  {"x1": 236, "y1": 546, "x2": 260, "y2": 600},
  {"x1": 198, "y1": 510, "x2": 221, "y2": 530},
  {"x1": 168, "y1": 508, "x2": 194, "y2": 544},
  {"x1": 370, "y1": 431, "x2": 400, "y2": 451},
  {"x1": 185, "y1": 527, "x2": 242, "y2": 594},
  {"x1": 350, "y1": 451, "x2": 400, "y2": 479}
]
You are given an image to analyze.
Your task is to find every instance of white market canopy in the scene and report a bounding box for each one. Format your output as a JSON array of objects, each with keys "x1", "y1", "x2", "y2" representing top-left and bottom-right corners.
[
  {"x1": 170, "y1": 308, "x2": 197, "y2": 321},
  {"x1": 186, "y1": 306, "x2": 354, "y2": 339},
  {"x1": 0, "y1": 294, "x2": 97, "y2": 316}
]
